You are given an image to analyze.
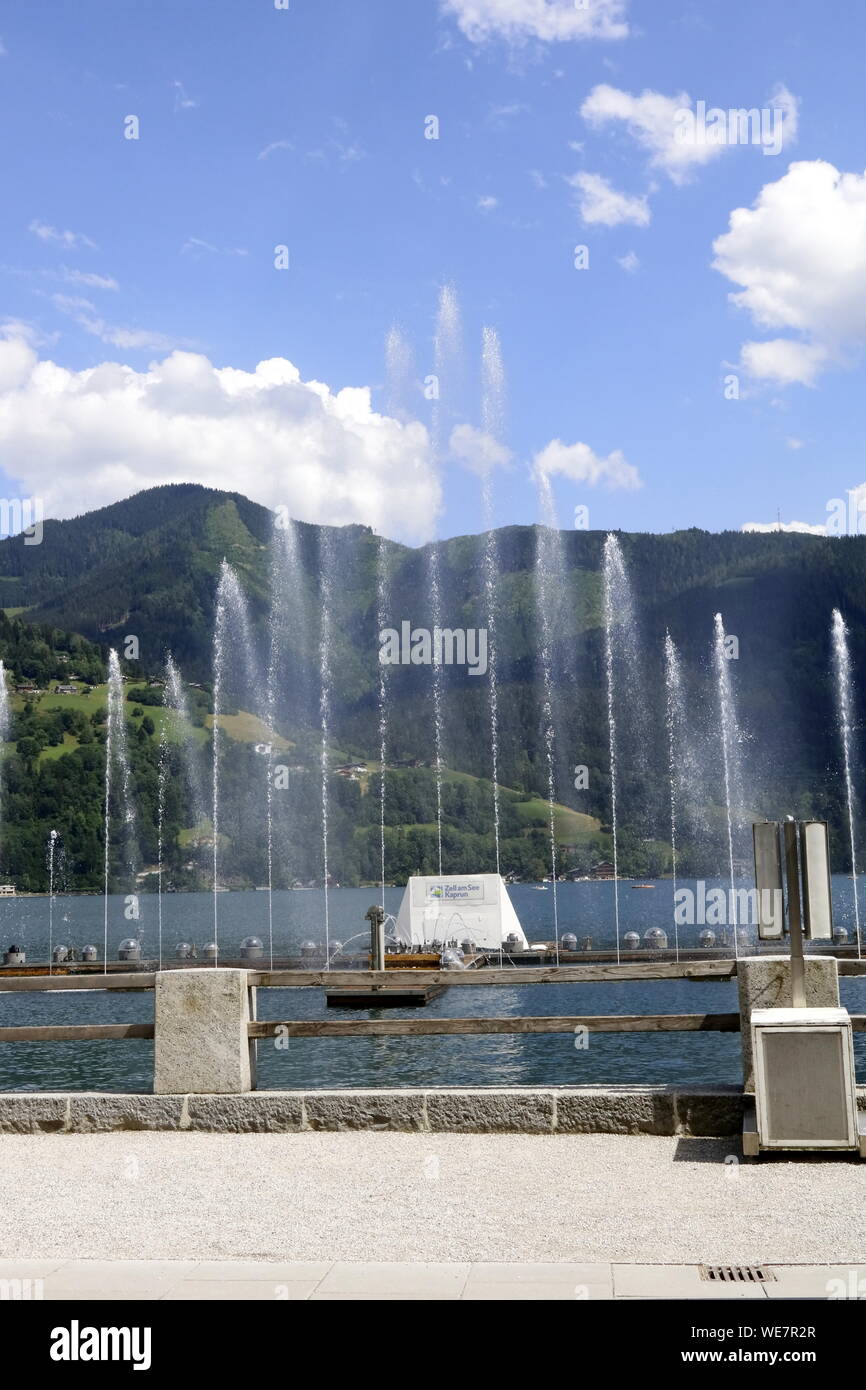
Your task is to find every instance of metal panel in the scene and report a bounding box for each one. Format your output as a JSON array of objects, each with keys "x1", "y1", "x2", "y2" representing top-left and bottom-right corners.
[
  {"x1": 754, "y1": 1023, "x2": 857, "y2": 1148},
  {"x1": 752, "y1": 822, "x2": 784, "y2": 939},
  {"x1": 801, "y1": 821, "x2": 834, "y2": 940}
]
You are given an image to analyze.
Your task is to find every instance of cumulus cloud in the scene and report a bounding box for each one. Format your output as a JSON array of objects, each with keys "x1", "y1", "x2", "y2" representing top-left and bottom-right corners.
[
  {"x1": 0, "y1": 336, "x2": 439, "y2": 543},
  {"x1": 712, "y1": 160, "x2": 866, "y2": 384},
  {"x1": 441, "y1": 0, "x2": 629, "y2": 44},
  {"x1": 449, "y1": 423, "x2": 512, "y2": 474},
  {"x1": 617, "y1": 250, "x2": 640, "y2": 272},
  {"x1": 532, "y1": 438, "x2": 641, "y2": 489},
  {"x1": 581, "y1": 85, "x2": 710, "y2": 184},
  {"x1": 581, "y1": 83, "x2": 798, "y2": 185},
  {"x1": 567, "y1": 171, "x2": 650, "y2": 226}
]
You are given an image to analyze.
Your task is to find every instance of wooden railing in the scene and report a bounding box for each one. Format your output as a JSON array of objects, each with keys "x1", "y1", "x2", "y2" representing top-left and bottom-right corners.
[{"x1": 0, "y1": 959, "x2": 865, "y2": 1051}]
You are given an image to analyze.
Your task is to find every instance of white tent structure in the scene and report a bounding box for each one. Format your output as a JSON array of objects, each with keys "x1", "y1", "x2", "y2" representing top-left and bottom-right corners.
[{"x1": 393, "y1": 874, "x2": 529, "y2": 952}]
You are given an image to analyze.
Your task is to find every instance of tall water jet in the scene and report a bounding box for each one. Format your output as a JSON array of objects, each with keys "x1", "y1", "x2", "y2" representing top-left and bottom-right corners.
[
  {"x1": 427, "y1": 544, "x2": 445, "y2": 876},
  {"x1": 103, "y1": 649, "x2": 137, "y2": 968},
  {"x1": 832, "y1": 608, "x2": 861, "y2": 955},
  {"x1": 713, "y1": 612, "x2": 744, "y2": 956},
  {"x1": 602, "y1": 536, "x2": 623, "y2": 962},
  {"x1": 664, "y1": 632, "x2": 684, "y2": 960},
  {"x1": 269, "y1": 513, "x2": 311, "y2": 898},
  {"x1": 0, "y1": 662, "x2": 9, "y2": 892},
  {"x1": 376, "y1": 535, "x2": 390, "y2": 906},
  {"x1": 156, "y1": 726, "x2": 168, "y2": 969},
  {"x1": 384, "y1": 324, "x2": 415, "y2": 421},
  {"x1": 318, "y1": 530, "x2": 334, "y2": 963},
  {"x1": 432, "y1": 283, "x2": 464, "y2": 453},
  {"x1": 480, "y1": 325, "x2": 505, "y2": 877},
  {"x1": 47, "y1": 829, "x2": 59, "y2": 973},
  {"x1": 534, "y1": 471, "x2": 563, "y2": 960},
  {"x1": 164, "y1": 654, "x2": 206, "y2": 826},
  {"x1": 601, "y1": 535, "x2": 648, "y2": 959},
  {"x1": 211, "y1": 561, "x2": 259, "y2": 955},
  {"x1": 425, "y1": 286, "x2": 465, "y2": 876}
]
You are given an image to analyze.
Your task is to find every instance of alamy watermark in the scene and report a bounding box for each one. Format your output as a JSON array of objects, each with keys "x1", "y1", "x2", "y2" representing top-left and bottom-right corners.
[
  {"x1": 379, "y1": 622, "x2": 488, "y2": 676},
  {"x1": 0, "y1": 497, "x2": 43, "y2": 545},
  {"x1": 675, "y1": 882, "x2": 782, "y2": 930},
  {"x1": 674, "y1": 101, "x2": 786, "y2": 156}
]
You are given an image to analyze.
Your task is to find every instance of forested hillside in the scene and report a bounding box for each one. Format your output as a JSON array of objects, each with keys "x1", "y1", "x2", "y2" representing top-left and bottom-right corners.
[{"x1": 0, "y1": 484, "x2": 864, "y2": 888}]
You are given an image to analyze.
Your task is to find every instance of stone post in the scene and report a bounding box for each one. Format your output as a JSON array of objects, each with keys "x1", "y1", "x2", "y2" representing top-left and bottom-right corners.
[
  {"x1": 153, "y1": 969, "x2": 256, "y2": 1095},
  {"x1": 737, "y1": 954, "x2": 840, "y2": 1090}
]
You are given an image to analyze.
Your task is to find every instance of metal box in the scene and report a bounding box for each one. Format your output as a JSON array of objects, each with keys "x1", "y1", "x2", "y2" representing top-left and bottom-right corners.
[{"x1": 752, "y1": 1007, "x2": 859, "y2": 1151}]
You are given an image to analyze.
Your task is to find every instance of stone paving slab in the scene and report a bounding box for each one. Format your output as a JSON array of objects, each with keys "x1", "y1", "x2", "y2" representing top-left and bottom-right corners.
[
  {"x1": 0, "y1": 1260, "x2": 864, "y2": 1300},
  {"x1": 612, "y1": 1264, "x2": 767, "y2": 1299}
]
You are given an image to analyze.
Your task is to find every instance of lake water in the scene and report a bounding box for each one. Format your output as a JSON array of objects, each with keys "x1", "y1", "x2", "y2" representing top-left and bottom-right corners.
[{"x1": 2, "y1": 880, "x2": 864, "y2": 1093}]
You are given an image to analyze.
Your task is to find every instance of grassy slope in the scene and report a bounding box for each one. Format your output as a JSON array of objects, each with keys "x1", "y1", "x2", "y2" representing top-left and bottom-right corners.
[{"x1": 16, "y1": 685, "x2": 599, "y2": 848}]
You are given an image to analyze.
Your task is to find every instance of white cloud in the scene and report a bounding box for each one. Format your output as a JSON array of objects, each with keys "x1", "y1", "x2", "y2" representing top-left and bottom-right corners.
[
  {"x1": 581, "y1": 83, "x2": 798, "y2": 185},
  {"x1": 0, "y1": 336, "x2": 439, "y2": 543},
  {"x1": 29, "y1": 220, "x2": 97, "y2": 251},
  {"x1": 50, "y1": 295, "x2": 182, "y2": 353},
  {"x1": 450, "y1": 423, "x2": 511, "y2": 474},
  {"x1": 181, "y1": 237, "x2": 248, "y2": 258},
  {"x1": 59, "y1": 267, "x2": 118, "y2": 292},
  {"x1": 532, "y1": 438, "x2": 641, "y2": 489},
  {"x1": 581, "y1": 85, "x2": 719, "y2": 185},
  {"x1": 172, "y1": 80, "x2": 197, "y2": 111},
  {"x1": 477, "y1": 194, "x2": 499, "y2": 212},
  {"x1": 742, "y1": 519, "x2": 827, "y2": 534},
  {"x1": 744, "y1": 483, "x2": 866, "y2": 535},
  {"x1": 567, "y1": 171, "x2": 649, "y2": 226},
  {"x1": 712, "y1": 160, "x2": 866, "y2": 384},
  {"x1": 441, "y1": 0, "x2": 629, "y2": 43},
  {"x1": 257, "y1": 139, "x2": 294, "y2": 161},
  {"x1": 617, "y1": 250, "x2": 640, "y2": 272},
  {"x1": 486, "y1": 102, "x2": 530, "y2": 129}
]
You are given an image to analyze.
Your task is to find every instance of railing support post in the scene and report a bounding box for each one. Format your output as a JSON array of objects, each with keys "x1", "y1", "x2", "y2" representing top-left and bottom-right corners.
[
  {"x1": 736, "y1": 955, "x2": 840, "y2": 1090},
  {"x1": 153, "y1": 968, "x2": 255, "y2": 1095}
]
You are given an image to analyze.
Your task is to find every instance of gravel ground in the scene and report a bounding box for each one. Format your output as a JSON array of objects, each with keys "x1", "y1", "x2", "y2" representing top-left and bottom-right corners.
[{"x1": 1, "y1": 1132, "x2": 864, "y2": 1264}]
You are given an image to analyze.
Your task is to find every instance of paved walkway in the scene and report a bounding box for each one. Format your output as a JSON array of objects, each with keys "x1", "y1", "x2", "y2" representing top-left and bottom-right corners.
[
  {"x1": 0, "y1": 1260, "x2": 863, "y2": 1300},
  {"x1": 1, "y1": 1131, "x2": 864, "y2": 1270}
]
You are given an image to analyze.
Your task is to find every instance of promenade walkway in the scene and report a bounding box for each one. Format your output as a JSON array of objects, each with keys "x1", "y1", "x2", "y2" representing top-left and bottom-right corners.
[{"x1": 0, "y1": 1130, "x2": 864, "y2": 1299}]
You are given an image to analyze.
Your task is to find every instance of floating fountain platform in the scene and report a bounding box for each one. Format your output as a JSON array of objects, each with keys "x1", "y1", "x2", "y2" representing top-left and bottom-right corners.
[{"x1": 393, "y1": 874, "x2": 529, "y2": 952}]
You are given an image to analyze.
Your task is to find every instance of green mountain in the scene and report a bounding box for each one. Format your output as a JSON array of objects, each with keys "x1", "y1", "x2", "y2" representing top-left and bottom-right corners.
[{"x1": 0, "y1": 483, "x2": 864, "y2": 889}]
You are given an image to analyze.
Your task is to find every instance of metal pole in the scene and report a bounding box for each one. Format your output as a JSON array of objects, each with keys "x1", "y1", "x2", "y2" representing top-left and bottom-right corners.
[
  {"x1": 365, "y1": 905, "x2": 386, "y2": 990},
  {"x1": 783, "y1": 821, "x2": 807, "y2": 1009}
]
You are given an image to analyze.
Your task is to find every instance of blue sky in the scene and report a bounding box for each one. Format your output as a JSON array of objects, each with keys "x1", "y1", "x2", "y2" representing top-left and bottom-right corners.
[{"x1": 1, "y1": 0, "x2": 865, "y2": 543}]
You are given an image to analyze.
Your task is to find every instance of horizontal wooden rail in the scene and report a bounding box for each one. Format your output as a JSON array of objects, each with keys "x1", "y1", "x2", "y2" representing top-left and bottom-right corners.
[
  {"x1": 0, "y1": 973, "x2": 155, "y2": 993},
  {"x1": 250, "y1": 960, "x2": 738, "y2": 988},
  {"x1": 250, "y1": 1012, "x2": 741, "y2": 1039},
  {"x1": 0, "y1": 1022, "x2": 154, "y2": 1042}
]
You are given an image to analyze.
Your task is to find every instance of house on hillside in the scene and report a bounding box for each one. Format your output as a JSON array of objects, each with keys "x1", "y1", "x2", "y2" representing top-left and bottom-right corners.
[{"x1": 590, "y1": 861, "x2": 617, "y2": 880}]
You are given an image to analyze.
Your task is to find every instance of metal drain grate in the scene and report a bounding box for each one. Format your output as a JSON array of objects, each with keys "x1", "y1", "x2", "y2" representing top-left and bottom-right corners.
[{"x1": 700, "y1": 1265, "x2": 776, "y2": 1284}]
